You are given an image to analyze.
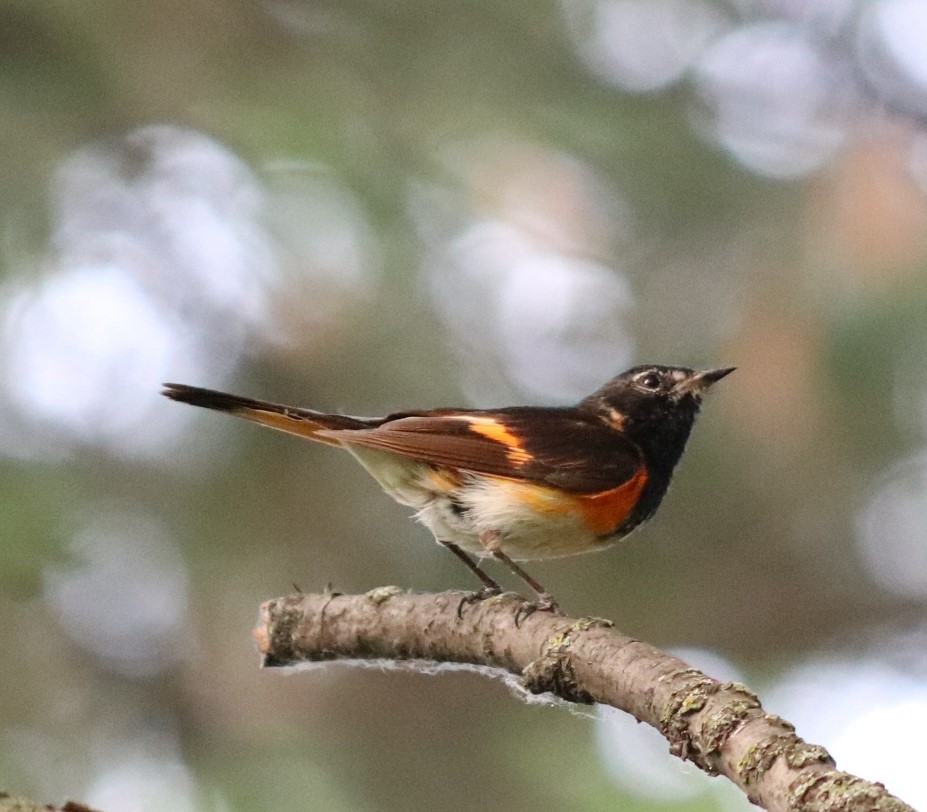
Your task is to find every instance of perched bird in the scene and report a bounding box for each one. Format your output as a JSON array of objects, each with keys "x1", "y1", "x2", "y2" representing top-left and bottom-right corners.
[{"x1": 163, "y1": 364, "x2": 732, "y2": 611}]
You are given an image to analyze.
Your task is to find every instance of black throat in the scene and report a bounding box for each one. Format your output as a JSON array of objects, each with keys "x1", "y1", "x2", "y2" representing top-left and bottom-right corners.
[{"x1": 581, "y1": 384, "x2": 703, "y2": 533}]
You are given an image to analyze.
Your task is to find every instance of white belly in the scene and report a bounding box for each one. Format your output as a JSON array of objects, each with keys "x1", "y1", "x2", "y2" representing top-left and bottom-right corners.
[{"x1": 346, "y1": 445, "x2": 616, "y2": 561}]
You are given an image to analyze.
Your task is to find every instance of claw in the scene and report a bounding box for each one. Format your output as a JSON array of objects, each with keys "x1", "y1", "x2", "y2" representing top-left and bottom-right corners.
[
  {"x1": 456, "y1": 586, "x2": 503, "y2": 618},
  {"x1": 513, "y1": 593, "x2": 563, "y2": 627}
]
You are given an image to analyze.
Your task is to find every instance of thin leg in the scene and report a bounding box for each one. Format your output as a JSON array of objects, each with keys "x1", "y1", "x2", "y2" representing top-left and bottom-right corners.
[
  {"x1": 477, "y1": 530, "x2": 561, "y2": 616},
  {"x1": 490, "y1": 549, "x2": 551, "y2": 599},
  {"x1": 440, "y1": 541, "x2": 502, "y2": 593}
]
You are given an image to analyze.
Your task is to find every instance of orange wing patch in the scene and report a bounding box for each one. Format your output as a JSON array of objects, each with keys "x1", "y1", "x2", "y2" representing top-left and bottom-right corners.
[
  {"x1": 576, "y1": 465, "x2": 648, "y2": 535},
  {"x1": 459, "y1": 416, "x2": 533, "y2": 467}
]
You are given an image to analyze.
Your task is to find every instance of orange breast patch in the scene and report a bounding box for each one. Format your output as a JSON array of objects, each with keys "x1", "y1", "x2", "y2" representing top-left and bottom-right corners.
[
  {"x1": 576, "y1": 466, "x2": 648, "y2": 535},
  {"x1": 483, "y1": 465, "x2": 649, "y2": 537}
]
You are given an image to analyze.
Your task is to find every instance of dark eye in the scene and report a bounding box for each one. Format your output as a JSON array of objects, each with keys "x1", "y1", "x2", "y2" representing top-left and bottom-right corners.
[{"x1": 636, "y1": 371, "x2": 662, "y2": 390}]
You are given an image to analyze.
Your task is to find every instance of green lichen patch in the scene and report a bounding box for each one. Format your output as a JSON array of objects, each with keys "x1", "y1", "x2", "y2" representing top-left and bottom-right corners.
[
  {"x1": 739, "y1": 733, "x2": 833, "y2": 788},
  {"x1": 701, "y1": 693, "x2": 762, "y2": 756},
  {"x1": 520, "y1": 652, "x2": 595, "y2": 704},
  {"x1": 658, "y1": 671, "x2": 721, "y2": 768},
  {"x1": 786, "y1": 742, "x2": 831, "y2": 770},
  {"x1": 790, "y1": 770, "x2": 916, "y2": 812},
  {"x1": 364, "y1": 585, "x2": 404, "y2": 605}
]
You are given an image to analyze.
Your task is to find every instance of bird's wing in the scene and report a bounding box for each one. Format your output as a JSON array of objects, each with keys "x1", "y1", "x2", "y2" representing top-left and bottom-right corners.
[{"x1": 321, "y1": 407, "x2": 645, "y2": 493}]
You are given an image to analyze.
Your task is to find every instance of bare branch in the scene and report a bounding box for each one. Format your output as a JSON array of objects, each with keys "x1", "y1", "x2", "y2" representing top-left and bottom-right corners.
[{"x1": 254, "y1": 589, "x2": 913, "y2": 812}]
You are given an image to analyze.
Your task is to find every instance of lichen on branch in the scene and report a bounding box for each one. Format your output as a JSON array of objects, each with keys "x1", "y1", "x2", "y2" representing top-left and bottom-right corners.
[{"x1": 254, "y1": 589, "x2": 913, "y2": 812}]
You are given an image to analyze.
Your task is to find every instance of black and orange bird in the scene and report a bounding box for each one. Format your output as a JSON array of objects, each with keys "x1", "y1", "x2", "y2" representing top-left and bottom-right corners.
[{"x1": 162, "y1": 365, "x2": 733, "y2": 611}]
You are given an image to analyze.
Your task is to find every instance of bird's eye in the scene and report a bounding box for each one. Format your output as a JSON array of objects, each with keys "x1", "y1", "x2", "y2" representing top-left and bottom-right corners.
[{"x1": 636, "y1": 371, "x2": 662, "y2": 390}]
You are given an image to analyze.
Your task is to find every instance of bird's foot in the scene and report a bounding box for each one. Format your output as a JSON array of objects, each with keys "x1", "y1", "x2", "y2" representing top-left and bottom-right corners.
[
  {"x1": 514, "y1": 593, "x2": 563, "y2": 627},
  {"x1": 456, "y1": 586, "x2": 503, "y2": 618}
]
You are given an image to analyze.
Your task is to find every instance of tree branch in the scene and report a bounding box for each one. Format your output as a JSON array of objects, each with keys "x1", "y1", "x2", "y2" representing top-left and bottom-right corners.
[{"x1": 254, "y1": 589, "x2": 913, "y2": 812}]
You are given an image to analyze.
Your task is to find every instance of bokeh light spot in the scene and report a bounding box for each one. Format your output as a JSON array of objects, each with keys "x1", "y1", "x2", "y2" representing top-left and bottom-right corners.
[
  {"x1": 2, "y1": 265, "x2": 202, "y2": 455},
  {"x1": 856, "y1": 453, "x2": 927, "y2": 598},
  {"x1": 694, "y1": 22, "x2": 850, "y2": 178},
  {"x1": 44, "y1": 506, "x2": 190, "y2": 676},
  {"x1": 564, "y1": 0, "x2": 731, "y2": 93},
  {"x1": 859, "y1": 0, "x2": 927, "y2": 117}
]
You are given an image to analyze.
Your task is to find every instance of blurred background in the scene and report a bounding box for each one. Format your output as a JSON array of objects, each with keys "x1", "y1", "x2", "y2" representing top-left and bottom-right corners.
[{"x1": 2, "y1": 1, "x2": 927, "y2": 809}]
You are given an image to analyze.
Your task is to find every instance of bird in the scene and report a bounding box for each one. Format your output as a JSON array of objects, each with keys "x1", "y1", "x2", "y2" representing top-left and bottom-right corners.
[{"x1": 162, "y1": 364, "x2": 733, "y2": 613}]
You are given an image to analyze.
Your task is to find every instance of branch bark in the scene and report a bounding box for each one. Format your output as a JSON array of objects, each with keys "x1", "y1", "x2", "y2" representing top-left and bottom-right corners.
[{"x1": 254, "y1": 589, "x2": 913, "y2": 812}]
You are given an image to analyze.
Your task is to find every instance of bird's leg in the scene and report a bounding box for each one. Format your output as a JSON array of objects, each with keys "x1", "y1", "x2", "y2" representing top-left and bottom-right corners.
[
  {"x1": 440, "y1": 541, "x2": 505, "y2": 619},
  {"x1": 479, "y1": 531, "x2": 562, "y2": 618},
  {"x1": 440, "y1": 540, "x2": 502, "y2": 595}
]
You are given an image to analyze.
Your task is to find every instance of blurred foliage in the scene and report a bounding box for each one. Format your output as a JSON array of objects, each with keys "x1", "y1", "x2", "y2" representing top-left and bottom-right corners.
[{"x1": 3, "y1": 1, "x2": 927, "y2": 810}]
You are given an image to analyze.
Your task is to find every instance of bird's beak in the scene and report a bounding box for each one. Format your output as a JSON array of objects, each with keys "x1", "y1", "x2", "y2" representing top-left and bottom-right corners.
[{"x1": 674, "y1": 367, "x2": 736, "y2": 397}]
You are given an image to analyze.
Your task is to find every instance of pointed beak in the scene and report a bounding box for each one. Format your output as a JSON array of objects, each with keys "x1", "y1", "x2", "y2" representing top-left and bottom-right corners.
[{"x1": 674, "y1": 366, "x2": 735, "y2": 397}]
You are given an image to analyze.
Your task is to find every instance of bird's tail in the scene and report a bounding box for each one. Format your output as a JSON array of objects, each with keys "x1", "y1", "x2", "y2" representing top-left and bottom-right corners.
[{"x1": 161, "y1": 383, "x2": 372, "y2": 445}]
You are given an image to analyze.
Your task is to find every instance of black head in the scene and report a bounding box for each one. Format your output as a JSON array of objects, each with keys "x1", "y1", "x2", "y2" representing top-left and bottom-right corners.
[{"x1": 581, "y1": 364, "x2": 734, "y2": 476}]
